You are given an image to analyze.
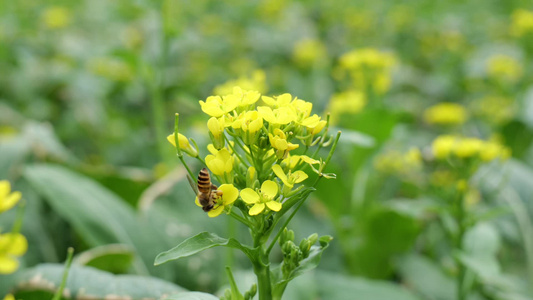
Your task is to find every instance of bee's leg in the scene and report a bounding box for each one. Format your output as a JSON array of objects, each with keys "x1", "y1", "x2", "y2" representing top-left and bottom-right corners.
[{"x1": 211, "y1": 183, "x2": 218, "y2": 190}]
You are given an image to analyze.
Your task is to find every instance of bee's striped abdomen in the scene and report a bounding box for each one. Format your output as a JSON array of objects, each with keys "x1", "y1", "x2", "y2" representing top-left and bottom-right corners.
[{"x1": 197, "y1": 168, "x2": 212, "y2": 194}]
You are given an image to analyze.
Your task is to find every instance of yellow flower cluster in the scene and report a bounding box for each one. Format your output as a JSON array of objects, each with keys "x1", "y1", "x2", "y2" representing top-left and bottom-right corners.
[
  {"x1": 432, "y1": 135, "x2": 510, "y2": 161},
  {"x1": 423, "y1": 102, "x2": 468, "y2": 125},
  {"x1": 0, "y1": 181, "x2": 27, "y2": 274},
  {"x1": 168, "y1": 86, "x2": 329, "y2": 217},
  {"x1": 338, "y1": 48, "x2": 396, "y2": 94},
  {"x1": 510, "y1": 9, "x2": 533, "y2": 37},
  {"x1": 472, "y1": 96, "x2": 515, "y2": 125},
  {"x1": 487, "y1": 54, "x2": 523, "y2": 82}
]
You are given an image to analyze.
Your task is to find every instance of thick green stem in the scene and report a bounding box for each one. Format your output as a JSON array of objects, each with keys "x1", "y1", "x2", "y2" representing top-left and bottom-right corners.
[{"x1": 252, "y1": 249, "x2": 272, "y2": 300}]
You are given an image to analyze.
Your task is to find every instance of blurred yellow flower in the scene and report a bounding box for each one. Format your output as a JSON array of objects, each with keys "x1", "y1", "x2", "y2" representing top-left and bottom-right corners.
[
  {"x1": 472, "y1": 96, "x2": 515, "y2": 125},
  {"x1": 510, "y1": 9, "x2": 533, "y2": 37},
  {"x1": 374, "y1": 148, "x2": 422, "y2": 179},
  {"x1": 240, "y1": 180, "x2": 281, "y2": 215},
  {"x1": 262, "y1": 93, "x2": 293, "y2": 108},
  {"x1": 3, "y1": 294, "x2": 14, "y2": 300},
  {"x1": 42, "y1": 6, "x2": 70, "y2": 29},
  {"x1": 0, "y1": 181, "x2": 21, "y2": 213},
  {"x1": 432, "y1": 135, "x2": 510, "y2": 161},
  {"x1": 214, "y1": 70, "x2": 267, "y2": 96},
  {"x1": 487, "y1": 54, "x2": 523, "y2": 82},
  {"x1": 328, "y1": 90, "x2": 366, "y2": 124},
  {"x1": 167, "y1": 133, "x2": 198, "y2": 157},
  {"x1": 292, "y1": 38, "x2": 327, "y2": 67},
  {"x1": 423, "y1": 102, "x2": 468, "y2": 125},
  {"x1": 0, "y1": 232, "x2": 28, "y2": 274},
  {"x1": 225, "y1": 87, "x2": 261, "y2": 107}
]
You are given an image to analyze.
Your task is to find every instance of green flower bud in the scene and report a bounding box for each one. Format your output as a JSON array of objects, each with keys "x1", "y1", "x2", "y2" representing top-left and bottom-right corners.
[
  {"x1": 299, "y1": 239, "x2": 311, "y2": 257},
  {"x1": 319, "y1": 235, "x2": 334, "y2": 247},
  {"x1": 307, "y1": 233, "x2": 318, "y2": 246}
]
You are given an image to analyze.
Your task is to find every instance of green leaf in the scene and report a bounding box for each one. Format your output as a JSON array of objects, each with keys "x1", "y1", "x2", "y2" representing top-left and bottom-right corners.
[
  {"x1": 162, "y1": 292, "x2": 219, "y2": 300},
  {"x1": 12, "y1": 263, "x2": 185, "y2": 300},
  {"x1": 155, "y1": 232, "x2": 256, "y2": 266},
  {"x1": 73, "y1": 244, "x2": 135, "y2": 274},
  {"x1": 398, "y1": 254, "x2": 455, "y2": 300},
  {"x1": 315, "y1": 271, "x2": 421, "y2": 300},
  {"x1": 23, "y1": 164, "x2": 176, "y2": 279}
]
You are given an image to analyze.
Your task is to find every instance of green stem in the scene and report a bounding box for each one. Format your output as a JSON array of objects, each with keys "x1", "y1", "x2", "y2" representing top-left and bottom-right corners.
[
  {"x1": 266, "y1": 199, "x2": 306, "y2": 255},
  {"x1": 252, "y1": 247, "x2": 272, "y2": 300},
  {"x1": 52, "y1": 247, "x2": 74, "y2": 300},
  {"x1": 455, "y1": 191, "x2": 467, "y2": 300}
]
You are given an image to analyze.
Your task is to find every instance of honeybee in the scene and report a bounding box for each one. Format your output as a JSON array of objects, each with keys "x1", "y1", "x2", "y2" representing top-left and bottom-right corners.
[{"x1": 189, "y1": 168, "x2": 223, "y2": 212}]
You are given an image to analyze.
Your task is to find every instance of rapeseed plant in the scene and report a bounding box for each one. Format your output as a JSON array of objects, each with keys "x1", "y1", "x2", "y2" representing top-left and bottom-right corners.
[{"x1": 157, "y1": 86, "x2": 339, "y2": 300}]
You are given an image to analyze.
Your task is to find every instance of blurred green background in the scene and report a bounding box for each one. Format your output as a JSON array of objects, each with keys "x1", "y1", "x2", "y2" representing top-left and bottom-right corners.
[{"x1": 1, "y1": 0, "x2": 533, "y2": 299}]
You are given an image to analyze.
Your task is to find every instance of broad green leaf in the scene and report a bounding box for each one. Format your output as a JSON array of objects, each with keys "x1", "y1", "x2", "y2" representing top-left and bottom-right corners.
[
  {"x1": 162, "y1": 292, "x2": 219, "y2": 300},
  {"x1": 23, "y1": 164, "x2": 176, "y2": 279},
  {"x1": 12, "y1": 263, "x2": 185, "y2": 300},
  {"x1": 155, "y1": 232, "x2": 256, "y2": 266},
  {"x1": 73, "y1": 244, "x2": 135, "y2": 274}
]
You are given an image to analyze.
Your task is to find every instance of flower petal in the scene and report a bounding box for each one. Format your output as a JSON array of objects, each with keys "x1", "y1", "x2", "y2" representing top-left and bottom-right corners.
[
  {"x1": 249, "y1": 203, "x2": 265, "y2": 216},
  {"x1": 0, "y1": 191, "x2": 21, "y2": 213},
  {"x1": 0, "y1": 181, "x2": 10, "y2": 198},
  {"x1": 272, "y1": 165, "x2": 288, "y2": 184},
  {"x1": 218, "y1": 184, "x2": 238, "y2": 205},
  {"x1": 195, "y1": 196, "x2": 202, "y2": 207},
  {"x1": 266, "y1": 200, "x2": 282, "y2": 212},
  {"x1": 0, "y1": 255, "x2": 18, "y2": 274},
  {"x1": 291, "y1": 171, "x2": 308, "y2": 184},
  {"x1": 208, "y1": 205, "x2": 225, "y2": 218},
  {"x1": 261, "y1": 180, "x2": 278, "y2": 199},
  {"x1": 240, "y1": 188, "x2": 259, "y2": 204}
]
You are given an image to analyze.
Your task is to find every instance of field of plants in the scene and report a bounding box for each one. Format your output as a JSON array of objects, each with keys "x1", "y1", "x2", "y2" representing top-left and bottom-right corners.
[{"x1": 1, "y1": 0, "x2": 533, "y2": 299}]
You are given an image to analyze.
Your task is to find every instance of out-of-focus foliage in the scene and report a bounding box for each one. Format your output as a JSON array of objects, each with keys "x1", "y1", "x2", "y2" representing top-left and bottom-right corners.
[{"x1": 1, "y1": 0, "x2": 532, "y2": 299}]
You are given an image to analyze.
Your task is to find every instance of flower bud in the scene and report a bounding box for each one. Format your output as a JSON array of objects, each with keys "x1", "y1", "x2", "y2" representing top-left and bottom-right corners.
[
  {"x1": 166, "y1": 133, "x2": 198, "y2": 157},
  {"x1": 307, "y1": 233, "x2": 318, "y2": 246},
  {"x1": 207, "y1": 117, "x2": 226, "y2": 150},
  {"x1": 246, "y1": 166, "x2": 257, "y2": 189},
  {"x1": 299, "y1": 239, "x2": 311, "y2": 257}
]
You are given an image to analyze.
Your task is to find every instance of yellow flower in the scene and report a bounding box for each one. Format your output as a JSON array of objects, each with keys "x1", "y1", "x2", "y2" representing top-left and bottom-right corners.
[
  {"x1": 232, "y1": 111, "x2": 263, "y2": 133},
  {"x1": 510, "y1": 9, "x2": 533, "y2": 37},
  {"x1": 240, "y1": 180, "x2": 281, "y2": 215},
  {"x1": 301, "y1": 116, "x2": 326, "y2": 135},
  {"x1": 423, "y1": 102, "x2": 468, "y2": 125},
  {"x1": 166, "y1": 133, "x2": 198, "y2": 157},
  {"x1": 268, "y1": 129, "x2": 299, "y2": 159},
  {"x1": 339, "y1": 48, "x2": 396, "y2": 70},
  {"x1": 199, "y1": 95, "x2": 238, "y2": 118},
  {"x1": 0, "y1": 181, "x2": 21, "y2": 213},
  {"x1": 232, "y1": 111, "x2": 264, "y2": 145},
  {"x1": 0, "y1": 232, "x2": 28, "y2": 274},
  {"x1": 207, "y1": 117, "x2": 227, "y2": 149},
  {"x1": 272, "y1": 165, "x2": 308, "y2": 192},
  {"x1": 205, "y1": 148, "x2": 234, "y2": 176},
  {"x1": 290, "y1": 99, "x2": 313, "y2": 120},
  {"x1": 42, "y1": 6, "x2": 70, "y2": 29},
  {"x1": 4, "y1": 294, "x2": 14, "y2": 300},
  {"x1": 473, "y1": 96, "x2": 515, "y2": 125},
  {"x1": 195, "y1": 184, "x2": 239, "y2": 218},
  {"x1": 487, "y1": 54, "x2": 522, "y2": 82},
  {"x1": 257, "y1": 106, "x2": 296, "y2": 125},
  {"x1": 454, "y1": 138, "x2": 483, "y2": 158},
  {"x1": 225, "y1": 86, "x2": 261, "y2": 107},
  {"x1": 293, "y1": 38, "x2": 327, "y2": 67},
  {"x1": 432, "y1": 135, "x2": 457, "y2": 159},
  {"x1": 480, "y1": 142, "x2": 510, "y2": 161},
  {"x1": 261, "y1": 93, "x2": 293, "y2": 108}
]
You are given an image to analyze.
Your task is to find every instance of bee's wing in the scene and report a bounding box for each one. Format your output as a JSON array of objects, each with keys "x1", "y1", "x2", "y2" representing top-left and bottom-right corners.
[{"x1": 186, "y1": 174, "x2": 199, "y2": 195}]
